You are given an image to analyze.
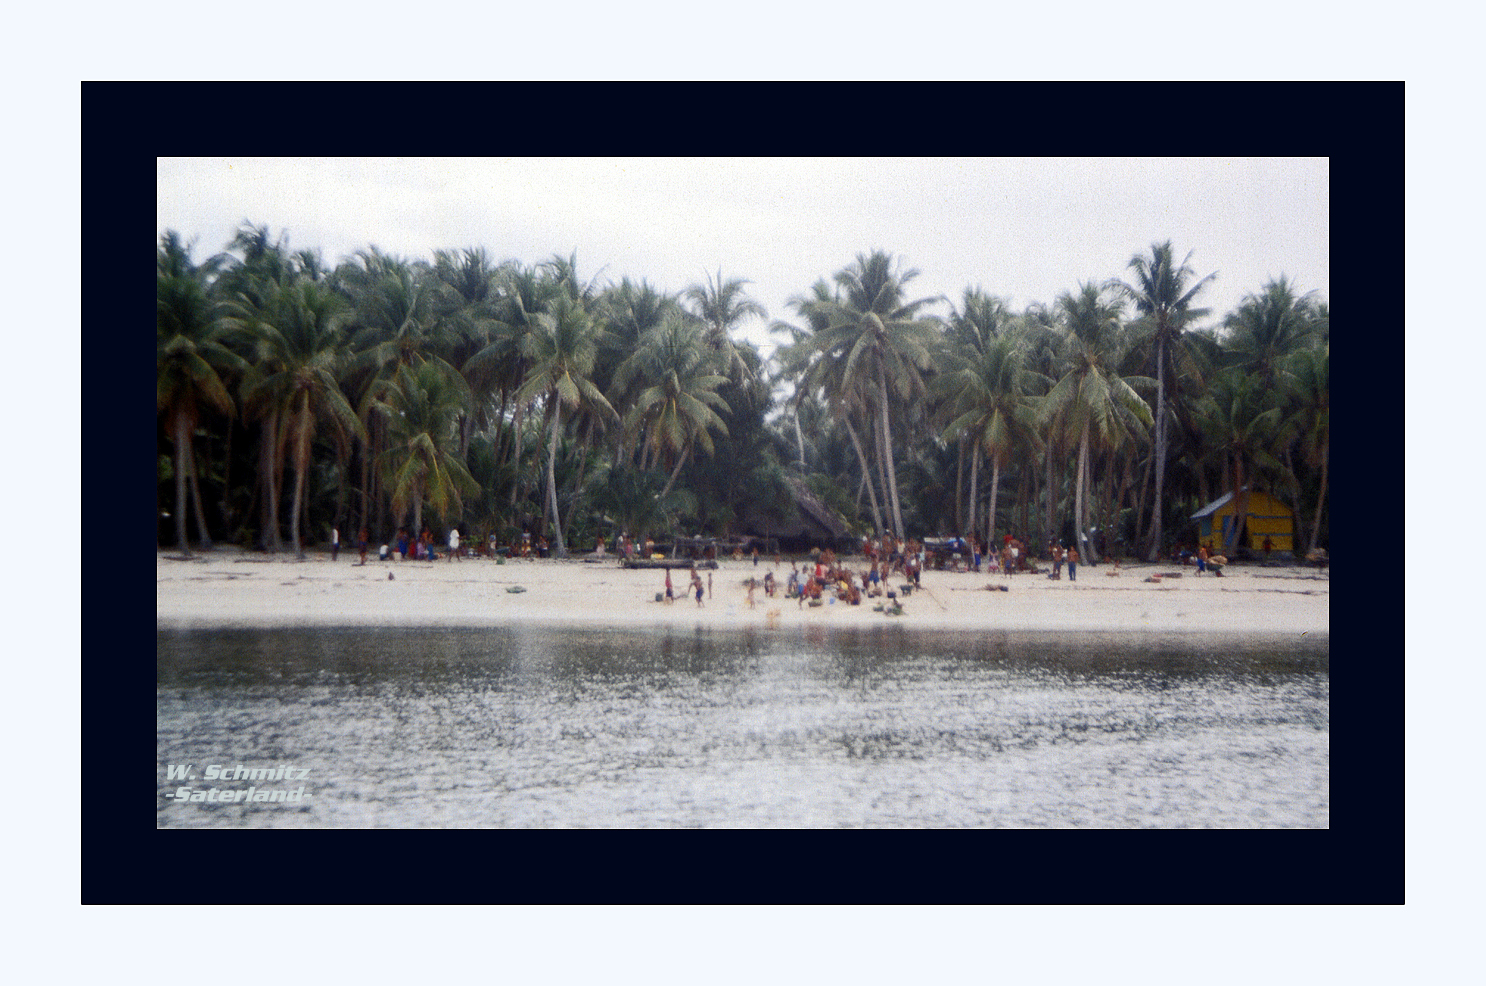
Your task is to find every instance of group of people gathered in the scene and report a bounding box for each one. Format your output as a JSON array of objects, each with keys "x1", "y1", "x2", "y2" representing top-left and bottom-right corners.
[{"x1": 333, "y1": 526, "x2": 554, "y2": 564}]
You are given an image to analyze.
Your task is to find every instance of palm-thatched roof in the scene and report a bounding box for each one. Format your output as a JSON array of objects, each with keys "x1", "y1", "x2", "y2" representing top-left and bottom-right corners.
[{"x1": 738, "y1": 475, "x2": 854, "y2": 545}]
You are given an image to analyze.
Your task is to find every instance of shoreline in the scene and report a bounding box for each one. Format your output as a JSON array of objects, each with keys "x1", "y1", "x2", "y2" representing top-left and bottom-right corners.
[{"x1": 157, "y1": 548, "x2": 1329, "y2": 638}]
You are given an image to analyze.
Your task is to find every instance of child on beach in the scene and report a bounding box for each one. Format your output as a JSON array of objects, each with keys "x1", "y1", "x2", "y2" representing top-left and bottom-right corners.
[{"x1": 664, "y1": 569, "x2": 675, "y2": 604}]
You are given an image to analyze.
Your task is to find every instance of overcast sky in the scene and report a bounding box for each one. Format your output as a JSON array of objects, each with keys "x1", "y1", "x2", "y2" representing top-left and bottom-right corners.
[{"x1": 158, "y1": 157, "x2": 1328, "y2": 362}]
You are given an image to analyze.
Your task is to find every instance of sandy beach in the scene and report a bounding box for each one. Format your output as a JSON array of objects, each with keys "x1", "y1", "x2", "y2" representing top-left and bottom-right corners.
[{"x1": 157, "y1": 547, "x2": 1328, "y2": 638}]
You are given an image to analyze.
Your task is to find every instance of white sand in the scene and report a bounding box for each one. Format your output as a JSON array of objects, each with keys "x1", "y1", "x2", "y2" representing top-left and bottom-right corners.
[{"x1": 157, "y1": 548, "x2": 1328, "y2": 638}]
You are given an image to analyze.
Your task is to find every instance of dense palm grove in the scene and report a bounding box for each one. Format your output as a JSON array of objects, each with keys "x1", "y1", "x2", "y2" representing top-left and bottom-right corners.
[{"x1": 158, "y1": 225, "x2": 1328, "y2": 563}]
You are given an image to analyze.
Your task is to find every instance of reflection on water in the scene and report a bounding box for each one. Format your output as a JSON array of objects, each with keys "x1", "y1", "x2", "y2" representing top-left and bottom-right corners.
[{"x1": 157, "y1": 625, "x2": 1328, "y2": 828}]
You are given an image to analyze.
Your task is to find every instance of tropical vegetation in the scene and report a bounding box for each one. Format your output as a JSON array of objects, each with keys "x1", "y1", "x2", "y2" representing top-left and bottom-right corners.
[{"x1": 158, "y1": 227, "x2": 1329, "y2": 562}]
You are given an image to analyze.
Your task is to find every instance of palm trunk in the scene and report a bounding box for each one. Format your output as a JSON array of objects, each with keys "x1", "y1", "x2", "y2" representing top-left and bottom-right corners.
[
  {"x1": 186, "y1": 426, "x2": 214, "y2": 550},
  {"x1": 1148, "y1": 333, "x2": 1167, "y2": 561},
  {"x1": 987, "y1": 456, "x2": 1001, "y2": 551},
  {"x1": 956, "y1": 437, "x2": 967, "y2": 533},
  {"x1": 1075, "y1": 423, "x2": 1091, "y2": 563},
  {"x1": 1228, "y1": 457, "x2": 1251, "y2": 555},
  {"x1": 508, "y1": 401, "x2": 527, "y2": 507},
  {"x1": 876, "y1": 363, "x2": 904, "y2": 537},
  {"x1": 659, "y1": 442, "x2": 690, "y2": 500},
  {"x1": 844, "y1": 417, "x2": 883, "y2": 539},
  {"x1": 289, "y1": 410, "x2": 309, "y2": 559},
  {"x1": 173, "y1": 411, "x2": 192, "y2": 555},
  {"x1": 259, "y1": 411, "x2": 282, "y2": 553},
  {"x1": 546, "y1": 401, "x2": 567, "y2": 558},
  {"x1": 794, "y1": 406, "x2": 807, "y2": 471},
  {"x1": 290, "y1": 459, "x2": 307, "y2": 560},
  {"x1": 966, "y1": 443, "x2": 980, "y2": 541},
  {"x1": 1308, "y1": 437, "x2": 1328, "y2": 554},
  {"x1": 1044, "y1": 442, "x2": 1055, "y2": 548}
]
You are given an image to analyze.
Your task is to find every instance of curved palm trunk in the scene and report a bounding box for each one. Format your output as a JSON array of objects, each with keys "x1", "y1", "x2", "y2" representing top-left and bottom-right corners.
[
  {"x1": 876, "y1": 362, "x2": 904, "y2": 536},
  {"x1": 546, "y1": 401, "x2": 567, "y2": 558},
  {"x1": 659, "y1": 442, "x2": 690, "y2": 500},
  {"x1": 1308, "y1": 437, "x2": 1328, "y2": 554},
  {"x1": 794, "y1": 407, "x2": 807, "y2": 470},
  {"x1": 1147, "y1": 334, "x2": 1168, "y2": 561},
  {"x1": 172, "y1": 411, "x2": 192, "y2": 556},
  {"x1": 844, "y1": 418, "x2": 883, "y2": 539}
]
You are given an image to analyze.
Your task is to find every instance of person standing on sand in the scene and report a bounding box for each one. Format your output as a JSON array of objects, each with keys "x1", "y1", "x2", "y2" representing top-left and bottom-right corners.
[
  {"x1": 1051, "y1": 543, "x2": 1064, "y2": 580},
  {"x1": 357, "y1": 528, "x2": 369, "y2": 565},
  {"x1": 448, "y1": 527, "x2": 460, "y2": 561},
  {"x1": 331, "y1": 527, "x2": 340, "y2": 562},
  {"x1": 1262, "y1": 536, "x2": 1273, "y2": 564},
  {"x1": 664, "y1": 568, "x2": 675, "y2": 604},
  {"x1": 1067, "y1": 546, "x2": 1079, "y2": 581},
  {"x1": 397, "y1": 529, "x2": 409, "y2": 561},
  {"x1": 1197, "y1": 544, "x2": 1208, "y2": 575}
]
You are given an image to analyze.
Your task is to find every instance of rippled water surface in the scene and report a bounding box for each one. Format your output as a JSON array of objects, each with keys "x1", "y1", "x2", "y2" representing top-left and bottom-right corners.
[{"x1": 157, "y1": 625, "x2": 1328, "y2": 828}]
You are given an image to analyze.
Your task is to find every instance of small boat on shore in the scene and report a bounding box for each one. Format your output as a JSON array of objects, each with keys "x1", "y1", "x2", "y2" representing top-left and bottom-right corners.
[{"x1": 621, "y1": 558, "x2": 719, "y2": 570}]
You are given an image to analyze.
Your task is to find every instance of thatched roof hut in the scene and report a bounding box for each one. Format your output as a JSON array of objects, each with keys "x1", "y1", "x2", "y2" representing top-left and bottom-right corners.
[{"x1": 737, "y1": 475, "x2": 855, "y2": 551}]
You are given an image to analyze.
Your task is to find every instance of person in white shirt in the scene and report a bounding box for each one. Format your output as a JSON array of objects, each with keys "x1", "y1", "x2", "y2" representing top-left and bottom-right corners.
[{"x1": 448, "y1": 528, "x2": 460, "y2": 561}]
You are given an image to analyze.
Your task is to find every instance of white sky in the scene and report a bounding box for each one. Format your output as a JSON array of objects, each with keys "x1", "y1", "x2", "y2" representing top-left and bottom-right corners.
[{"x1": 158, "y1": 157, "x2": 1328, "y2": 365}]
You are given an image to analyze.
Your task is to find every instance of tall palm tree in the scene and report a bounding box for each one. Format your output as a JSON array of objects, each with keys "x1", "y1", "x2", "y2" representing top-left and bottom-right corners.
[
  {"x1": 684, "y1": 269, "x2": 767, "y2": 392},
  {"x1": 796, "y1": 252, "x2": 942, "y2": 537},
  {"x1": 613, "y1": 315, "x2": 733, "y2": 500},
  {"x1": 515, "y1": 293, "x2": 616, "y2": 558},
  {"x1": 157, "y1": 266, "x2": 244, "y2": 554},
  {"x1": 1115, "y1": 241, "x2": 1216, "y2": 560},
  {"x1": 776, "y1": 280, "x2": 887, "y2": 538},
  {"x1": 1043, "y1": 284, "x2": 1153, "y2": 561},
  {"x1": 240, "y1": 279, "x2": 366, "y2": 559},
  {"x1": 375, "y1": 360, "x2": 479, "y2": 538},
  {"x1": 936, "y1": 331, "x2": 1042, "y2": 548}
]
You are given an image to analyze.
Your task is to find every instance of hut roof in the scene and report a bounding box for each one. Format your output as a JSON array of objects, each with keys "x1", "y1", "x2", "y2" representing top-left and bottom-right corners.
[
  {"x1": 738, "y1": 475, "x2": 853, "y2": 542},
  {"x1": 1190, "y1": 487, "x2": 1291, "y2": 520}
]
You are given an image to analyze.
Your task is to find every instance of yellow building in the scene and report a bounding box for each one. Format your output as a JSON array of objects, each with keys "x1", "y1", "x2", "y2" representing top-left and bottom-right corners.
[{"x1": 1191, "y1": 488, "x2": 1294, "y2": 553}]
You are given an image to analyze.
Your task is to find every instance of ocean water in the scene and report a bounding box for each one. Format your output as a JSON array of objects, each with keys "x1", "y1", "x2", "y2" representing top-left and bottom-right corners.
[{"x1": 156, "y1": 624, "x2": 1328, "y2": 828}]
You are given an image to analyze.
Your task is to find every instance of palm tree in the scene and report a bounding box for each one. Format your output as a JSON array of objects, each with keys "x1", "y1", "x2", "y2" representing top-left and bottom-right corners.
[
  {"x1": 612, "y1": 315, "x2": 732, "y2": 499},
  {"x1": 515, "y1": 293, "x2": 617, "y2": 558},
  {"x1": 157, "y1": 265, "x2": 244, "y2": 554},
  {"x1": 684, "y1": 269, "x2": 767, "y2": 392},
  {"x1": 1285, "y1": 345, "x2": 1329, "y2": 554},
  {"x1": 936, "y1": 331, "x2": 1042, "y2": 549},
  {"x1": 375, "y1": 360, "x2": 479, "y2": 539},
  {"x1": 240, "y1": 279, "x2": 366, "y2": 559},
  {"x1": 796, "y1": 252, "x2": 942, "y2": 537},
  {"x1": 776, "y1": 280, "x2": 887, "y2": 538},
  {"x1": 1115, "y1": 241, "x2": 1216, "y2": 560},
  {"x1": 1043, "y1": 284, "x2": 1153, "y2": 562},
  {"x1": 1193, "y1": 368, "x2": 1287, "y2": 554},
  {"x1": 1221, "y1": 276, "x2": 1324, "y2": 387},
  {"x1": 941, "y1": 288, "x2": 1018, "y2": 531}
]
